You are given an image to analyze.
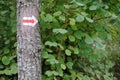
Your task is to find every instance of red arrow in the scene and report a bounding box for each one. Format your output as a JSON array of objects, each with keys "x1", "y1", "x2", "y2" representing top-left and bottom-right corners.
[
  {"x1": 23, "y1": 19, "x2": 35, "y2": 23},
  {"x1": 22, "y1": 16, "x2": 38, "y2": 27}
]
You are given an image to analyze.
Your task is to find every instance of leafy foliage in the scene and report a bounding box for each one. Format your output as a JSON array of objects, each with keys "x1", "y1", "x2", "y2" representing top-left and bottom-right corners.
[
  {"x1": 0, "y1": 0, "x2": 17, "y2": 80},
  {"x1": 0, "y1": 0, "x2": 120, "y2": 80},
  {"x1": 40, "y1": 0, "x2": 120, "y2": 80}
]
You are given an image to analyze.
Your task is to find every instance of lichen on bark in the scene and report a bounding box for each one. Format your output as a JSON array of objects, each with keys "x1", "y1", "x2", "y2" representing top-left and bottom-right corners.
[{"x1": 17, "y1": 0, "x2": 41, "y2": 80}]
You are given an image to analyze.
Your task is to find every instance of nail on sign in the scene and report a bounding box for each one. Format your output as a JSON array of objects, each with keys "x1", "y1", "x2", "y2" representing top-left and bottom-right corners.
[{"x1": 22, "y1": 16, "x2": 38, "y2": 27}]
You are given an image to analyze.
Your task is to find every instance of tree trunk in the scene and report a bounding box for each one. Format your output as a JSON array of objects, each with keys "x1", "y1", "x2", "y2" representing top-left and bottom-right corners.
[{"x1": 17, "y1": 0, "x2": 41, "y2": 80}]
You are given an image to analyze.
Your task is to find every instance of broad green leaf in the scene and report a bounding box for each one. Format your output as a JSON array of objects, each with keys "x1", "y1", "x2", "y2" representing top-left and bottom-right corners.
[
  {"x1": 95, "y1": 25, "x2": 104, "y2": 31},
  {"x1": 86, "y1": 17, "x2": 93, "y2": 23},
  {"x1": 89, "y1": 5, "x2": 97, "y2": 10},
  {"x1": 64, "y1": 5, "x2": 71, "y2": 9},
  {"x1": 71, "y1": 26, "x2": 77, "y2": 30},
  {"x1": 42, "y1": 51, "x2": 49, "y2": 59},
  {"x1": 5, "y1": 40, "x2": 10, "y2": 44},
  {"x1": 53, "y1": 28, "x2": 68, "y2": 34},
  {"x1": 4, "y1": 70, "x2": 12, "y2": 75},
  {"x1": 0, "y1": 10, "x2": 8, "y2": 15},
  {"x1": 2, "y1": 56, "x2": 10, "y2": 65},
  {"x1": 76, "y1": 2, "x2": 84, "y2": 6},
  {"x1": 46, "y1": 14, "x2": 53, "y2": 22},
  {"x1": 81, "y1": 12, "x2": 88, "y2": 17},
  {"x1": 53, "y1": 11, "x2": 62, "y2": 17},
  {"x1": 65, "y1": 49, "x2": 71, "y2": 56},
  {"x1": 45, "y1": 41, "x2": 58, "y2": 47},
  {"x1": 85, "y1": 35, "x2": 93, "y2": 44},
  {"x1": 66, "y1": 62, "x2": 73, "y2": 69},
  {"x1": 58, "y1": 44, "x2": 64, "y2": 50},
  {"x1": 73, "y1": 47, "x2": 79, "y2": 54},
  {"x1": 46, "y1": 58, "x2": 59, "y2": 64},
  {"x1": 99, "y1": 32, "x2": 107, "y2": 39},
  {"x1": 4, "y1": 49, "x2": 9, "y2": 54},
  {"x1": 69, "y1": 18, "x2": 76, "y2": 26},
  {"x1": 68, "y1": 35, "x2": 75, "y2": 42},
  {"x1": 76, "y1": 15, "x2": 84, "y2": 22},
  {"x1": 45, "y1": 71, "x2": 53, "y2": 76},
  {"x1": 74, "y1": 31, "x2": 83, "y2": 39},
  {"x1": 59, "y1": 15, "x2": 65, "y2": 22},
  {"x1": 11, "y1": 64, "x2": 18, "y2": 74},
  {"x1": 107, "y1": 34, "x2": 112, "y2": 40},
  {"x1": 61, "y1": 64, "x2": 66, "y2": 70},
  {"x1": 52, "y1": 71, "x2": 59, "y2": 76},
  {"x1": 94, "y1": 37, "x2": 105, "y2": 49}
]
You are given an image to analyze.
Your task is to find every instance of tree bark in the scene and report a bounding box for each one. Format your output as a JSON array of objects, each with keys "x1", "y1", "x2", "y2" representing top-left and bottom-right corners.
[{"x1": 17, "y1": 0, "x2": 41, "y2": 80}]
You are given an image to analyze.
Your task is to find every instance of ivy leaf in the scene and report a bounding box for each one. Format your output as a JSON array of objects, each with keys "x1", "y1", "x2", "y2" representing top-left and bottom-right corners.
[
  {"x1": 2, "y1": 56, "x2": 10, "y2": 65},
  {"x1": 85, "y1": 35, "x2": 93, "y2": 44},
  {"x1": 53, "y1": 28, "x2": 68, "y2": 34},
  {"x1": 76, "y1": 15, "x2": 84, "y2": 22},
  {"x1": 89, "y1": 5, "x2": 97, "y2": 10},
  {"x1": 65, "y1": 49, "x2": 71, "y2": 56}
]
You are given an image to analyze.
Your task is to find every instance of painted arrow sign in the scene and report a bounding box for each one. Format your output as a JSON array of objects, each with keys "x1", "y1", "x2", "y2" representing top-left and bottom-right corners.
[{"x1": 22, "y1": 16, "x2": 38, "y2": 27}]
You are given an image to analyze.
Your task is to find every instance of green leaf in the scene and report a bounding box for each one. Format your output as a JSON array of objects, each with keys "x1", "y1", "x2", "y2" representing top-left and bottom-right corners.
[
  {"x1": 73, "y1": 47, "x2": 79, "y2": 54},
  {"x1": 69, "y1": 18, "x2": 76, "y2": 26},
  {"x1": 64, "y1": 5, "x2": 71, "y2": 9},
  {"x1": 86, "y1": 17, "x2": 93, "y2": 23},
  {"x1": 45, "y1": 41, "x2": 58, "y2": 47},
  {"x1": 52, "y1": 71, "x2": 59, "y2": 76},
  {"x1": 66, "y1": 62, "x2": 73, "y2": 69},
  {"x1": 107, "y1": 34, "x2": 112, "y2": 40},
  {"x1": 68, "y1": 35, "x2": 75, "y2": 42},
  {"x1": 65, "y1": 49, "x2": 71, "y2": 56},
  {"x1": 59, "y1": 15, "x2": 65, "y2": 22},
  {"x1": 45, "y1": 71, "x2": 53, "y2": 76},
  {"x1": 42, "y1": 51, "x2": 49, "y2": 59},
  {"x1": 5, "y1": 40, "x2": 10, "y2": 44},
  {"x1": 2, "y1": 56, "x2": 10, "y2": 65},
  {"x1": 53, "y1": 28, "x2": 68, "y2": 34},
  {"x1": 71, "y1": 26, "x2": 77, "y2": 30},
  {"x1": 4, "y1": 70, "x2": 12, "y2": 75},
  {"x1": 53, "y1": 11, "x2": 62, "y2": 17},
  {"x1": 85, "y1": 35, "x2": 93, "y2": 44},
  {"x1": 46, "y1": 14, "x2": 53, "y2": 22},
  {"x1": 76, "y1": 15, "x2": 84, "y2": 22},
  {"x1": 89, "y1": 5, "x2": 97, "y2": 10},
  {"x1": 76, "y1": 2, "x2": 84, "y2": 6},
  {"x1": 94, "y1": 37, "x2": 105, "y2": 49},
  {"x1": 74, "y1": 31, "x2": 83, "y2": 39},
  {"x1": 11, "y1": 64, "x2": 18, "y2": 74},
  {"x1": 4, "y1": 49, "x2": 10, "y2": 54},
  {"x1": 61, "y1": 64, "x2": 66, "y2": 70}
]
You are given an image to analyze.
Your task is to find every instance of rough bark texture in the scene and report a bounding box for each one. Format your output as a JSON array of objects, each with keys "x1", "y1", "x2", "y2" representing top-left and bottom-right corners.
[{"x1": 17, "y1": 0, "x2": 41, "y2": 80}]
